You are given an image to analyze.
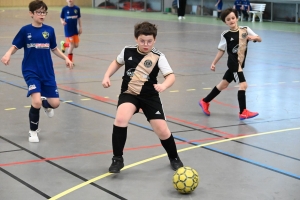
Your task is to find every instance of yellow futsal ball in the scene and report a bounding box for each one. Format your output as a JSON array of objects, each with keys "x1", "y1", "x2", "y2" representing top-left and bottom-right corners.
[{"x1": 173, "y1": 166, "x2": 199, "y2": 194}]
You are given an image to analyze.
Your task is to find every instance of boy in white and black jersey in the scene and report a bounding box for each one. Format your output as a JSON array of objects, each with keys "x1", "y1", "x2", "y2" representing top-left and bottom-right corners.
[
  {"x1": 102, "y1": 21, "x2": 183, "y2": 173},
  {"x1": 199, "y1": 8, "x2": 262, "y2": 120}
]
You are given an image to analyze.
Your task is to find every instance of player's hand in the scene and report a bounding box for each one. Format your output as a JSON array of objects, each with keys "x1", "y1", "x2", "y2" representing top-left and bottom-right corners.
[
  {"x1": 210, "y1": 64, "x2": 216, "y2": 71},
  {"x1": 78, "y1": 27, "x2": 82, "y2": 35},
  {"x1": 1, "y1": 54, "x2": 10, "y2": 65},
  {"x1": 153, "y1": 84, "x2": 166, "y2": 93},
  {"x1": 247, "y1": 35, "x2": 256, "y2": 41},
  {"x1": 102, "y1": 77, "x2": 111, "y2": 88},
  {"x1": 66, "y1": 58, "x2": 73, "y2": 69},
  {"x1": 62, "y1": 21, "x2": 67, "y2": 26}
]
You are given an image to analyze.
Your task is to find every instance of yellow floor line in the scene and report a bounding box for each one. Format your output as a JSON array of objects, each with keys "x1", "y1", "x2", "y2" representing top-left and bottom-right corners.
[{"x1": 49, "y1": 126, "x2": 300, "y2": 199}]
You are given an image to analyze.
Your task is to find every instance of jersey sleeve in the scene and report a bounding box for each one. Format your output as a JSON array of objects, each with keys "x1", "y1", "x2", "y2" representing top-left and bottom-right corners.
[
  {"x1": 12, "y1": 27, "x2": 25, "y2": 49},
  {"x1": 218, "y1": 34, "x2": 227, "y2": 51},
  {"x1": 116, "y1": 47, "x2": 125, "y2": 65},
  {"x1": 78, "y1": 7, "x2": 81, "y2": 18},
  {"x1": 60, "y1": 7, "x2": 65, "y2": 19},
  {"x1": 246, "y1": 27, "x2": 258, "y2": 36},
  {"x1": 158, "y1": 54, "x2": 173, "y2": 77},
  {"x1": 50, "y1": 28, "x2": 57, "y2": 50}
]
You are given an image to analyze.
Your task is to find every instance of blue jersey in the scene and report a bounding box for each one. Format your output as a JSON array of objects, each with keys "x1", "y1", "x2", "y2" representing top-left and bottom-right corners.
[
  {"x1": 234, "y1": 0, "x2": 242, "y2": 9},
  {"x1": 12, "y1": 24, "x2": 57, "y2": 86},
  {"x1": 241, "y1": 0, "x2": 250, "y2": 10},
  {"x1": 60, "y1": 5, "x2": 81, "y2": 37}
]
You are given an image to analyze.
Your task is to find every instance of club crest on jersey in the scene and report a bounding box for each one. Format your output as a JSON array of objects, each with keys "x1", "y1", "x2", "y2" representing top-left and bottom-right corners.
[
  {"x1": 126, "y1": 68, "x2": 135, "y2": 77},
  {"x1": 242, "y1": 33, "x2": 247, "y2": 39},
  {"x1": 74, "y1": 9, "x2": 78, "y2": 14},
  {"x1": 144, "y1": 60, "x2": 152, "y2": 68},
  {"x1": 42, "y1": 31, "x2": 49, "y2": 39}
]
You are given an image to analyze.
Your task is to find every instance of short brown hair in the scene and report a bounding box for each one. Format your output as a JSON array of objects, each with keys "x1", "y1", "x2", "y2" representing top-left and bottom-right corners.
[
  {"x1": 134, "y1": 21, "x2": 157, "y2": 39},
  {"x1": 29, "y1": 0, "x2": 48, "y2": 13},
  {"x1": 220, "y1": 8, "x2": 238, "y2": 22}
]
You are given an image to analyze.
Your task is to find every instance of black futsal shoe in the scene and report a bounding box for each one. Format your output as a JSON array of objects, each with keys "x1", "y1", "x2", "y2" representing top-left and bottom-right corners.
[
  {"x1": 170, "y1": 157, "x2": 184, "y2": 171},
  {"x1": 109, "y1": 156, "x2": 124, "y2": 173}
]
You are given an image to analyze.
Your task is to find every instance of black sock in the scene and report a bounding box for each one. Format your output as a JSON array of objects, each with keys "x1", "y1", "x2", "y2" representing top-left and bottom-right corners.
[
  {"x1": 112, "y1": 125, "x2": 127, "y2": 157},
  {"x1": 238, "y1": 90, "x2": 246, "y2": 113},
  {"x1": 203, "y1": 86, "x2": 221, "y2": 102},
  {"x1": 160, "y1": 134, "x2": 178, "y2": 160},
  {"x1": 42, "y1": 99, "x2": 53, "y2": 109},
  {"x1": 218, "y1": 12, "x2": 221, "y2": 18},
  {"x1": 29, "y1": 105, "x2": 40, "y2": 131}
]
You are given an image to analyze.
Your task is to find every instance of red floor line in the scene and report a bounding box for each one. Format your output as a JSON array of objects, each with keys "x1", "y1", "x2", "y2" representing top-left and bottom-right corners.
[
  {"x1": 212, "y1": 99, "x2": 239, "y2": 109},
  {"x1": 166, "y1": 115, "x2": 235, "y2": 137},
  {"x1": 0, "y1": 137, "x2": 221, "y2": 167},
  {"x1": 57, "y1": 84, "x2": 236, "y2": 137}
]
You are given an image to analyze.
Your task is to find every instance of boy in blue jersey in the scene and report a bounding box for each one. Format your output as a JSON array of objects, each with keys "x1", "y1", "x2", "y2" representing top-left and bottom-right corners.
[
  {"x1": 1, "y1": 0, "x2": 73, "y2": 142},
  {"x1": 199, "y1": 8, "x2": 262, "y2": 120},
  {"x1": 60, "y1": 0, "x2": 82, "y2": 63}
]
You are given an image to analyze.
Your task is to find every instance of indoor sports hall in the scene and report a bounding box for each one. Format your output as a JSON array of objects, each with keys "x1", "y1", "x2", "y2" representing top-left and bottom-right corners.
[{"x1": 0, "y1": 1, "x2": 300, "y2": 199}]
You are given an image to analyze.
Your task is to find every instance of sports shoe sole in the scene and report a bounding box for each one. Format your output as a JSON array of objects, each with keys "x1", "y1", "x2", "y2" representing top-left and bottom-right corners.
[{"x1": 198, "y1": 101, "x2": 210, "y2": 116}]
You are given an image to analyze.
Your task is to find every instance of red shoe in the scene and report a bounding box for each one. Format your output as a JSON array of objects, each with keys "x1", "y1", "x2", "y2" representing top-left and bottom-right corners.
[
  {"x1": 239, "y1": 109, "x2": 259, "y2": 120},
  {"x1": 199, "y1": 99, "x2": 210, "y2": 116}
]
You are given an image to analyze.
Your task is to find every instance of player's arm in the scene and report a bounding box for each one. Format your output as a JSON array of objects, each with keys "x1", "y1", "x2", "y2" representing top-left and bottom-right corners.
[
  {"x1": 102, "y1": 60, "x2": 123, "y2": 88},
  {"x1": 60, "y1": 18, "x2": 66, "y2": 25},
  {"x1": 247, "y1": 27, "x2": 262, "y2": 42},
  {"x1": 52, "y1": 48, "x2": 73, "y2": 69},
  {"x1": 211, "y1": 50, "x2": 225, "y2": 71},
  {"x1": 1, "y1": 46, "x2": 18, "y2": 65},
  {"x1": 154, "y1": 73, "x2": 175, "y2": 93},
  {"x1": 78, "y1": 18, "x2": 82, "y2": 35}
]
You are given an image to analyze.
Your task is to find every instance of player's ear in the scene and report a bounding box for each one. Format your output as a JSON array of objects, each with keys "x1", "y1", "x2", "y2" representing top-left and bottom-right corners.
[{"x1": 29, "y1": 11, "x2": 34, "y2": 18}]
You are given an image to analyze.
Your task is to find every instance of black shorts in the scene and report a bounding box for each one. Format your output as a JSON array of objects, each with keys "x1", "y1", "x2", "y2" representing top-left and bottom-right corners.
[
  {"x1": 223, "y1": 69, "x2": 246, "y2": 83},
  {"x1": 117, "y1": 93, "x2": 166, "y2": 121}
]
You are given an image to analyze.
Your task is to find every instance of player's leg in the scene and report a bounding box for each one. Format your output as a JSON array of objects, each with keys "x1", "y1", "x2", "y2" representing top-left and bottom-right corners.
[
  {"x1": 109, "y1": 94, "x2": 138, "y2": 173},
  {"x1": 199, "y1": 69, "x2": 232, "y2": 116},
  {"x1": 67, "y1": 35, "x2": 79, "y2": 62},
  {"x1": 150, "y1": 119, "x2": 183, "y2": 170},
  {"x1": 142, "y1": 95, "x2": 183, "y2": 171},
  {"x1": 41, "y1": 85, "x2": 60, "y2": 118},
  {"x1": 26, "y1": 79, "x2": 42, "y2": 142},
  {"x1": 236, "y1": 72, "x2": 258, "y2": 120}
]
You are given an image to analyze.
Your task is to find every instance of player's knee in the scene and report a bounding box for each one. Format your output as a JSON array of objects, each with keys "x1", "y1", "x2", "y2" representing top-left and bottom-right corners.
[
  {"x1": 114, "y1": 117, "x2": 128, "y2": 127},
  {"x1": 32, "y1": 100, "x2": 42, "y2": 109},
  {"x1": 74, "y1": 44, "x2": 79, "y2": 48},
  {"x1": 239, "y1": 82, "x2": 247, "y2": 90},
  {"x1": 50, "y1": 101, "x2": 60, "y2": 109}
]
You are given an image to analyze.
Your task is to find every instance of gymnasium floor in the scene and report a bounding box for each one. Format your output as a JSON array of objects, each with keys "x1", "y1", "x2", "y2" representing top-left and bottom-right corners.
[{"x1": 0, "y1": 7, "x2": 300, "y2": 200}]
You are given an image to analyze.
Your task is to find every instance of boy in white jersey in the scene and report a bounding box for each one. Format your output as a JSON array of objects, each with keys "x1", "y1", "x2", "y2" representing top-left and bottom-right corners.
[
  {"x1": 1, "y1": 0, "x2": 73, "y2": 142},
  {"x1": 199, "y1": 8, "x2": 262, "y2": 120},
  {"x1": 102, "y1": 21, "x2": 184, "y2": 173}
]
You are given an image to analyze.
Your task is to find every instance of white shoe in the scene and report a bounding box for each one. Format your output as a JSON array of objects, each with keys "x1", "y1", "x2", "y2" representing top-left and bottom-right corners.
[
  {"x1": 178, "y1": 16, "x2": 182, "y2": 20},
  {"x1": 41, "y1": 96, "x2": 54, "y2": 118},
  {"x1": 29, "y1": 129, "x2": 40, "y2": 143}
]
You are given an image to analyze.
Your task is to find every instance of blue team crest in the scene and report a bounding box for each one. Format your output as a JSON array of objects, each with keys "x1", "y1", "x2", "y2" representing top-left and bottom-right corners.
[
  {"x1": 42, "y1": 31, "x2": 49, "y2": 39},
  {"x1": 74, "y1": 9, "x2": 78, "y2": 14}
]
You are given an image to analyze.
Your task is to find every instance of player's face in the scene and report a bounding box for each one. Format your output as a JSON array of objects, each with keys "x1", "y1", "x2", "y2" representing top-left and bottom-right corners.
[
  {"x1": 136, "y1": 35, "x2": 156, "y2": 53},
  {"x1": 30, "y1": 8, "x2": 47, "y2": 26},
  {"x1": 67, "y1": 0, "x2": 74, "y2": 6},
  {"x1": 224, "y1": 12, "x2": 238, "y2": 30}
]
